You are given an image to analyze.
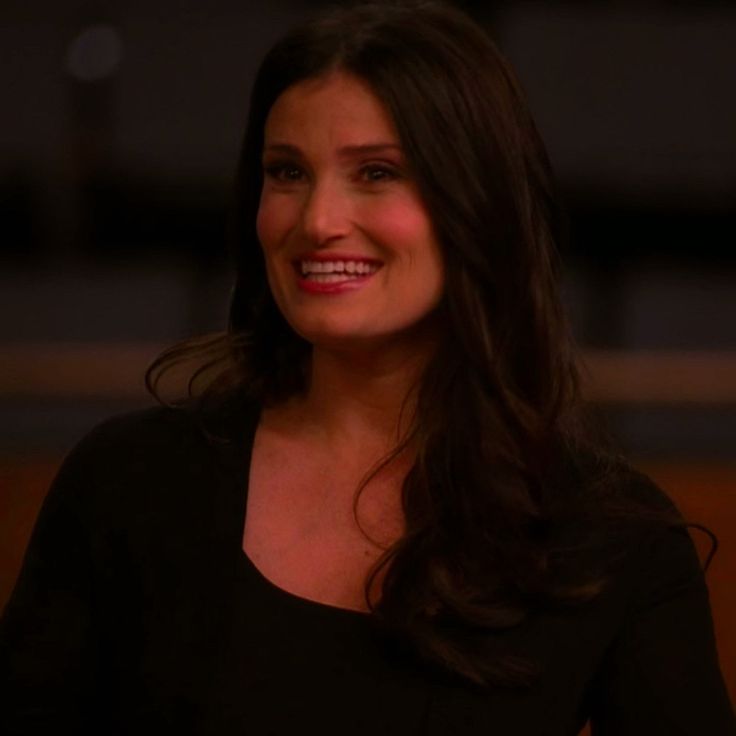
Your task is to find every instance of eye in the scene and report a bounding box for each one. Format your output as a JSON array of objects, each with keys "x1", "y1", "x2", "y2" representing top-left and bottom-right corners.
[
  {"x1": 263, "y1": 162, "x2": 305, "y2": 183},
  {"x1": 359, "y1": 163, "x2": 400, "y2": 183}
]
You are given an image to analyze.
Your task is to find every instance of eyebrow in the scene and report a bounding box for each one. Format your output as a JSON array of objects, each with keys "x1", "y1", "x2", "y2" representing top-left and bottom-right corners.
[{"x1": 262, "y1": 142, "x2": 402, "y2": 157}]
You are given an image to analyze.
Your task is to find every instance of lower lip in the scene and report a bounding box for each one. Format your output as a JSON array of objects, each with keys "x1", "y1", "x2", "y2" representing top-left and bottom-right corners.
[{"x1": 296, "y1": 271, "x2": 379, "y2": 294}]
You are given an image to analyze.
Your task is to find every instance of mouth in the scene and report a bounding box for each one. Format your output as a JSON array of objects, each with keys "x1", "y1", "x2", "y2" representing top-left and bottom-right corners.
[{"x1": 293, "y1": 257, "x2": 383, "y2": 286}]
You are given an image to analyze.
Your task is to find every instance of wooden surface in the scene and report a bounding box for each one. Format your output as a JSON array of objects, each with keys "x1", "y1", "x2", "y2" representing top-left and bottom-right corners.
[{"x1": 2, "y1": 343, "x2": 736, "y2": 404}]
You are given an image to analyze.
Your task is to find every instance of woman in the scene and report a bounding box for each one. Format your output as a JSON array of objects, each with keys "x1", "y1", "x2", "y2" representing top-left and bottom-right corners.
[{"x1": 2, "y1": 1, "x2": 734, "y2": 733}]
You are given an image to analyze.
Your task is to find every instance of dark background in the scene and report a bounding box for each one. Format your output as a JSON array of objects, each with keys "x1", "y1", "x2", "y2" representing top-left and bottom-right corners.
[{"x1": 2, "y1": 0, "x2": 735, "y2": 455}]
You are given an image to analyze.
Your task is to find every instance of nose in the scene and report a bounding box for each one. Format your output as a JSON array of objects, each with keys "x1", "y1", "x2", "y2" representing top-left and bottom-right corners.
[{"x1": 300, "y1": 178, "x2": 352, "y2": 246}]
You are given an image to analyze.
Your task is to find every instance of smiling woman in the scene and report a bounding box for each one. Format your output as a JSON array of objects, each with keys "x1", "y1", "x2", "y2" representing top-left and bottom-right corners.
[
  {"x1": 1, "y1": 1, "x2": 734, "y2": 734},
  {"x1": 257, "y1": 72, "x2": 444, "y2": 349}
]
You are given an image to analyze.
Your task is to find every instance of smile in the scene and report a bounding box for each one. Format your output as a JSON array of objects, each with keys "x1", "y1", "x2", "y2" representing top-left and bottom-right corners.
[
  {"x1": 299, "y1": 259, "x2": 381, "y2": 277},
  {"x1": 293, "y1": 257, "x2": 383, "y2": 294}
]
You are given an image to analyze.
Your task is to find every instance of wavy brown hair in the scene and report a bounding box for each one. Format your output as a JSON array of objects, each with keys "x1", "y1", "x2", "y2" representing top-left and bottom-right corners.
[{"x1": 148, "y1": 0, "x2": 629, "y2": 687}]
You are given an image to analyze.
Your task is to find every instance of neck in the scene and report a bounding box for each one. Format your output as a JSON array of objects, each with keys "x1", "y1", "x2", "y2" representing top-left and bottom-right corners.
[{"x1": 284, "y1": 334, "x2": 435, "y2": 454}]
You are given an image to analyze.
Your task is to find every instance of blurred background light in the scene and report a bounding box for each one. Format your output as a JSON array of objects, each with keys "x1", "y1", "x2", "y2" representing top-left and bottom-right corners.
[{"x1": 65, "y1": 23, "x2": 122, "y2": 82}]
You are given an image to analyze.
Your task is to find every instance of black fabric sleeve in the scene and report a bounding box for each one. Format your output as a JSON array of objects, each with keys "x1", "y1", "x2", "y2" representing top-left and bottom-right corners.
[
  {"x1": 0, "y1": 426, "x2": 111, "y2": 733},
  {"x1": 589, "y1": 523, "x2": 736, "y2": 735}
]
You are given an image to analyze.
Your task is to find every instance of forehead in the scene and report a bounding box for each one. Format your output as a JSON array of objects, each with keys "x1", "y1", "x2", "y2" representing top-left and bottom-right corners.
[{"x1": 263, "y1": 72, "x2": 400, "y2": 147}]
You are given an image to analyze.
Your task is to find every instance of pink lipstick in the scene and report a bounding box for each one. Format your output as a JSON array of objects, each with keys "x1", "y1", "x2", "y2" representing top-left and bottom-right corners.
[{"x1": 293, "y1": 253, "x2": 383, "y2": 294}]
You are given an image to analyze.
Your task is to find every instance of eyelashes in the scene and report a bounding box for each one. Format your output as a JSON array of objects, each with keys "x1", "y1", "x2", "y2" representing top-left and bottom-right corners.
[
  {"x1": 358, "y1": 163, "x2": 401, "y2": 182},
  {"x1": 262, "y1": 161, "x2": 402, "y2": 185},
  {"x1": 263, "y1": 163, "x2": 304, "y2": 182}
]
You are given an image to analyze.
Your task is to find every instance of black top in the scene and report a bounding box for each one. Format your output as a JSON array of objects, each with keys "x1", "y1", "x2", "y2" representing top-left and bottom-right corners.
[{"x1": 1, "y1": 405, "x2": 734, "y2": 735}]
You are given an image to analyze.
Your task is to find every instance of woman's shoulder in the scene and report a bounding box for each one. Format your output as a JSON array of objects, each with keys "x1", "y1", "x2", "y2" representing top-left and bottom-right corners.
[
  {"x1": 557, "y1": 454, "x2": 733, "y2": 731},
  {"x1": 58, "y1": 405, "x2": 211, "y2": 475},
  {"x1": 44, "y1": 401, "x2": 256, "y2": 525},
  {"x1": 544, "y1": 442, "x2": 688, "y2": 566},
  {"x1": 555, "y1": 442, "x2": 681, "y2": 523},
  {"x1": 62, "y1": 398, "x2": 257, "y2": 468},
  {"x1": 554, "y1": 444, "x2": 707, "y2": 596}
]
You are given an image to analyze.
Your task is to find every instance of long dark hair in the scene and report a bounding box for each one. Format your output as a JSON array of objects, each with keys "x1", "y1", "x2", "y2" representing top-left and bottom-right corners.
[{"x1": 148, "y1": 0, "x2": 626, "y2": 686}]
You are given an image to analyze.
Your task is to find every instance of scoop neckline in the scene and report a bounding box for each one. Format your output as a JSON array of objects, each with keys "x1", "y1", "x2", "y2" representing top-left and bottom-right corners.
[
  {"x1": 231, "y1": 404, "x2": 373, "y2": 620},
  {"x1": 239, "y1": 547, "x2": 372, "y2": 618}
]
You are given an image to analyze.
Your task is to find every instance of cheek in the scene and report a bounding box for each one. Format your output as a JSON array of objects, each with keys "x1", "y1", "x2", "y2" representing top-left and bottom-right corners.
[
  {"x1": 255, "y1": 200, "x2": 276, "y2": 248},
  {"x1": 362, "y1": 196, "x2": 441, "y2": 265},
  {"x1": 256, "y1": 192, "x2": 295, "y2": 250},
  {"x1": 256, "y1": 196, "x2": 292, "y2": 306}
]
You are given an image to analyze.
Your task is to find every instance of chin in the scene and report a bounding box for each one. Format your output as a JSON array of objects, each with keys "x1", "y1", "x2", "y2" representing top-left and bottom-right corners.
[{"x1": 297, "y1": 328, "x2": 381, "y2": 351}]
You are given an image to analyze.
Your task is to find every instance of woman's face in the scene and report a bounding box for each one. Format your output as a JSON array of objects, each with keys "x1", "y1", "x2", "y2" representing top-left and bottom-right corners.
[{"x1": 257, "y1": 71, "x2": 444, "y2": 352}]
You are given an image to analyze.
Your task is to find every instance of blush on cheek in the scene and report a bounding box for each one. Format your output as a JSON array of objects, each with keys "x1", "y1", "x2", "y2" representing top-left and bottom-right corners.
[{"x1": 363, "y1": 198, "x2": 437, "y2": 252}]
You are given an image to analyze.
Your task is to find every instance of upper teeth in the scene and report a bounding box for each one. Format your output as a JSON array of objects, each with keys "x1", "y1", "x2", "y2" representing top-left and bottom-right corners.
[{"x1": 300, "y1": 260, "x2": 379, "y2": 276}]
